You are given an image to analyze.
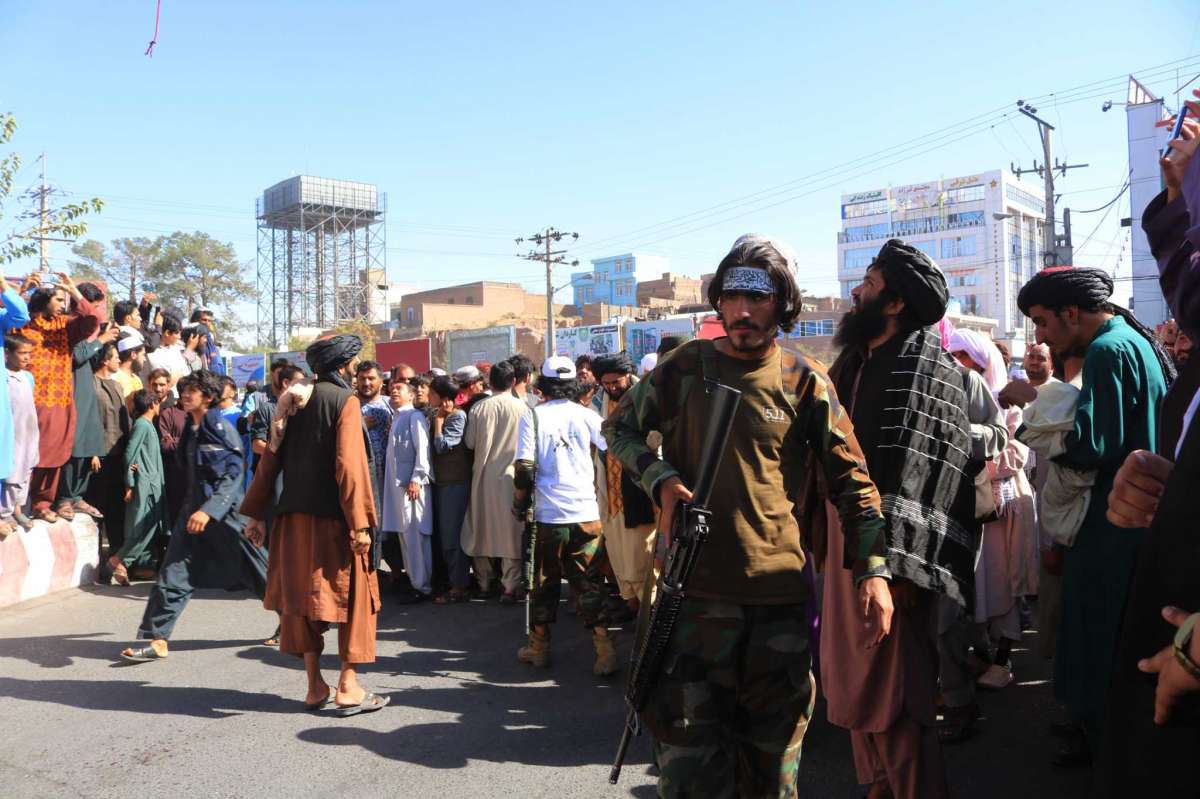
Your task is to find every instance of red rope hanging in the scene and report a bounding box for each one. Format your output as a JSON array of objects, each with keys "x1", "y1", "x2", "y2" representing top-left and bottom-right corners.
[{"x1": 145, "y1": 0, "x2": 161, "y2": 57}]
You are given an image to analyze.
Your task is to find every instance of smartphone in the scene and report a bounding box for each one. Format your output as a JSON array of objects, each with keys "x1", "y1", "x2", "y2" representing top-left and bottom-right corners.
[{"x1": 1164, "y1": 106, "x2": 1190, "y2": 158}]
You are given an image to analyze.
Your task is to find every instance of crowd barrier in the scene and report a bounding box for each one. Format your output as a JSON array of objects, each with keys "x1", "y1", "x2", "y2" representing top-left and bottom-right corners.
[{"x1": 0, "y1": 515, "x2": 99, "y2": 608}]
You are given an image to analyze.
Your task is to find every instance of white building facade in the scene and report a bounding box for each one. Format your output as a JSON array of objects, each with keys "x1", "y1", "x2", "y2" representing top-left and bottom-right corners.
[{"x1": 837, "y1": 169, "x2": 1046, "y2": 357}]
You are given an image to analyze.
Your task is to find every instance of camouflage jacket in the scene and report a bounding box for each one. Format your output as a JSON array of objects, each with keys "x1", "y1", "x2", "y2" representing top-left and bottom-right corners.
[{"x1": 601, "y1": 338, "x2": 888, "y2": 582}]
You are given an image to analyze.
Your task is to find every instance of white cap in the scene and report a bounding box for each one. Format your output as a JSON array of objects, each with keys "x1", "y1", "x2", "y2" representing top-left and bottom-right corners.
[
  {"x1": 639, "y1": 352, "x2": 658, "y2": 376},
  {"x1": 541, "y1": 355, "x2": 576, "y2": 379},
  {"x1": 117, "y1": 332, "x2": 145, "y2": 353},
  {"x1": 453, "y1": 365, "x2": 481, "y2": 384}
]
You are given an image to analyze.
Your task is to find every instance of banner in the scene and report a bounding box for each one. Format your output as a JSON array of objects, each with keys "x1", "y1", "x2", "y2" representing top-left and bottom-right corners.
[
  {"x1": 554, "y1": 324, "x2": 621, "y2": 359},
  {"x1": 447, "y1": 326, "x2": 516, "y2": 372},
  {"x1": 623, "y1": 318, "x2": 696, "y2": 363},
  {"x1": 376, "y1": 338, "x2": 431, "y2": 374},
  {"x1": 229, "y1": 354, "x2": 266, "y2": 387},
  {"x1": 269, "y1": 351, "x2": 312, "y2": 376}
]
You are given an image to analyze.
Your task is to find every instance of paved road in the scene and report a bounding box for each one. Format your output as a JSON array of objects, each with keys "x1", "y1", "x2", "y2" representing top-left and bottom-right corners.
[{"x1": 0, "y1": 583, "x2": 1090, "y2": 798}]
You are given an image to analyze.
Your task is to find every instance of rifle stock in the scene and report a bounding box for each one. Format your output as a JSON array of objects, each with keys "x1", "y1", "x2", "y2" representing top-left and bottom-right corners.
[{"x1": 608, "y1": 381, "x2": 741, "y2": 784}]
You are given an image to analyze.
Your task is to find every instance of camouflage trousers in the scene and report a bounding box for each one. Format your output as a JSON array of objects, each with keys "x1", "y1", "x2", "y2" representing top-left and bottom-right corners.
[
  {"x1": 527, "y1": 520, "x2": 606, "y2": 628},
  {"x1": 642, "y1": 598, "x2": 814, "y2": 799}
]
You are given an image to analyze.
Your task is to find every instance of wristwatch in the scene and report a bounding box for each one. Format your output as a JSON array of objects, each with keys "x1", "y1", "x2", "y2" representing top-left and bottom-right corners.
[{"x1": 1174, "y1": 612, "x2": 1200, "y2": 682}]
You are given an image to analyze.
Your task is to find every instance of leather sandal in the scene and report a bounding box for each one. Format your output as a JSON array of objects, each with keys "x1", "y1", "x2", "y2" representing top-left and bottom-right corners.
[
  {"x1": 54, "y1": 502, "x2": 76, "y2": 521},
  {"x1": 34, "y1": 509, "x2": 59, "y2": 524},
  {"x1": 107, "y1": 555, "x2": 130, "y2": 586}
]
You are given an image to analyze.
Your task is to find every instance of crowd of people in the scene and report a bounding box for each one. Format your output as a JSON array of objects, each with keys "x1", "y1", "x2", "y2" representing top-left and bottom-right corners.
[{"x1": 1, "y1": 98, "x2": 1198, "y2": 797}]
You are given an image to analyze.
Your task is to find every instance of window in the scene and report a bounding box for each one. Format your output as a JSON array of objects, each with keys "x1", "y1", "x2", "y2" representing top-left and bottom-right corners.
[
  {"x1": 465, "y1": 294, "x2": 474, "y2": 304},
  {"x1": 797, "y1": 319, "x2": 835, "y2": 337},
  {"x1": 946, "y1": 272, "x2": 979, "y2": 288},
  {"x1": 912, "y1": 240, "x2": 938, "y2": 259},
  {"x1": 959, "y1": 294, "x2": 981, "y2": 315},
  {"x1": 844, "y1": 246, "x2": 876, "y2": 270},
  {"x1": 842, "y1": 198, "x2": 890, "y2": 218},
  {"x1": 945, "y1": 185, "x2": 985, "y2": 204},
  {"x1": 844, "y1": 222, "x2": 891, "y2": 242},
  {"x1": 892, "y1": 215, "x2": 937, "y2": 237},
  {"x1": 947, "y1": 210, "x2": 985, "y2": 228},
  {"x1": 448, "y1": 298, "x2": 455, "y2": 304},
  {"x1": 941, "y1": 235, "x2": 978, "y2": 259},
  {"x1": 1006, "y1": 185, "x2": 1046, "y2": 215},
  {"x1": 406, "y1": 307, "x2": 415, "y2": 322}
]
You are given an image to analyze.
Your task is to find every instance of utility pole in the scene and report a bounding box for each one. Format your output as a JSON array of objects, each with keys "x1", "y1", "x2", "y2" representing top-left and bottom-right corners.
[
  {"x1": 1010, "y1": 102, "x2": 1088, "y2": 267},
  {"x1": 516, "y1": 227, "x2": 579, "y2": 359},
  {"x1": 37, "y1": 154, "x2": 48, "y2": 272}
]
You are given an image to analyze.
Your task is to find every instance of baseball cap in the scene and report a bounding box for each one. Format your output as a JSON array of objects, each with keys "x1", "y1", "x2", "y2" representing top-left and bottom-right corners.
[{"x1": 541, "y1": 355, "x2": 576, "y2": 379}]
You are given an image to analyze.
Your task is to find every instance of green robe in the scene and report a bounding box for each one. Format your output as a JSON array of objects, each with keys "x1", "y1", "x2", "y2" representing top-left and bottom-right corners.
[
  {"x1": 70, "y1": 339, "x2": 104, "y2": 458},
  {"x1": 117, "y1": 417, "x2": 169, "y2": 568},
  {"x1": 1052, "y1": 316, "x2": 1167, "y2": 741}
]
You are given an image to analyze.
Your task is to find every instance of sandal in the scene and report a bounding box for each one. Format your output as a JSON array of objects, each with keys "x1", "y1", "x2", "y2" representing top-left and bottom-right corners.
[
  {"x1": 120, "y1": 645, "x2": 167, "y2": 663},
  {"x1": 107, "y1": 555, "x2": 130, "y2": 586},
  {"x1": 72, "y1": 499, "x2": 104, "y2": 519},
  {"x1": 12, "y1": 510, "x2": 34, "y2": 531},
  {"x1": 0, "y1": 520, "x2": 14, "y2": 541},
  {"x1": 263, "y1": 624, "x2": 281, "y2": 647},
  {"x1": 434, "y1": 589, "x2": 469, "y2": 605},
  {"x1": 34, "y1": 509, "x2": 59, "y2": 524},
  {"x1": 304, "y1": 687, "x2": 335, "y2": 712},
  {"x1": 333, "y1": 691, "x2": 390, "y2": 717},
  {"x1": 54, "y1": 503, "x2": 76, "y2": 521}
]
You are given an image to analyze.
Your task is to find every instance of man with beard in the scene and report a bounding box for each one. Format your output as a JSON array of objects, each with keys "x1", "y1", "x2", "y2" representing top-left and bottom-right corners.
[
  {"x1": 1016, "y1": 266, "x2": 1170, "y2": 766},
  {"x1": 1023, "y1": 342, "x2": 1052, "y2": 387},
  {"x1": 591, "y1": 351, "x2": 656, "y2": 620},
  {"x1": 119, "y1": 370, "x2": 272, "y2": 663},
  {"x1": 821, "y1": 239, "x2": 1005, "y2": 797},
  {"x1": 17, "y1": 273, "x2": 101, "y2": 522},
  {"x1": 604, "y1": 234, "x2": 891, "y2": 797},
  {"x1": 241, "y1": 335, "x2": 387, "y2": 715},
  {"x1": 356, "y1": 359, "x2": 392, "y2": 491}
]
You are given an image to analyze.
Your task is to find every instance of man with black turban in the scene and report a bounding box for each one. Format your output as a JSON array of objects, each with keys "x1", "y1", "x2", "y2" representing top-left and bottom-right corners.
[
  {"x1": 1014, "y1": 267, "x2": 1170, "y2": 765},
  {"x1": 240, "y1": 334, "x2": 388, "y2": 715},
  {"x1": 590, "y1": 351, "x2": 656, "y2": 621},
  {"x1": 827, "y1": 238, "x2": 1007, "y2": 797}
]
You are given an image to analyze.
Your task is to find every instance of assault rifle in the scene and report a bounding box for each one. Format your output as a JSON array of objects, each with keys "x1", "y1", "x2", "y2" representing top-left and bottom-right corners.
[{"x1": 608, "y1": 380, "x2": 741, "y2": 784}]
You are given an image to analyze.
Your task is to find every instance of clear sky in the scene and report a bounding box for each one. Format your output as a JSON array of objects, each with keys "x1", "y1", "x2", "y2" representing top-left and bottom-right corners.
[{"x1": 3, "y1": 0, "x2": 1199, "y2": 322}]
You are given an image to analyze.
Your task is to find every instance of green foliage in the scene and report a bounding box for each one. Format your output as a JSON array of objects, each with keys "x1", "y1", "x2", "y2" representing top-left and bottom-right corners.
[
  {"x1": 149, "y1": 231, "x2": 252, "y2": 327},
  {"x1": 0, "y1": 110, "x2": 103, "y2": 265},
  {"x1": 70, "y1": 236, "x2": 164, "y2": 302}
]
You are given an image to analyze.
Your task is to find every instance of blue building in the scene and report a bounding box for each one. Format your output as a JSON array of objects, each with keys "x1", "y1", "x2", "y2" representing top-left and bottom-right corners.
[{"x1": 571, "y1": 252, "x2": 670, "y2": 308}]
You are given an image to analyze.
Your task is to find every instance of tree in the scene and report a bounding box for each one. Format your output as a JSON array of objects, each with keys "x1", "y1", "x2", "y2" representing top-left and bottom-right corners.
[
  {"x1": 146, "y1": 231, "x2": 253, "y2": 328},
  {"x1": 69, "y1": 236, "x2": 164, "y2": 302},
  {"x1": 0, "y1": 111, "x2": 103, "y2": 265}
]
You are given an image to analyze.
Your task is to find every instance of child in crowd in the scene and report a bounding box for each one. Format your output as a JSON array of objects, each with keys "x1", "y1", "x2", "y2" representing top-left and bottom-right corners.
[
  {"x1": 0, "y1": 335, "x2": 38, "y2": 537},
  {"x1": 107, "y1": 389, "x2": 168, "y2": 585},
  {"x1": 1017, "y1": 372, "x2": 1097, "y2": 547}
]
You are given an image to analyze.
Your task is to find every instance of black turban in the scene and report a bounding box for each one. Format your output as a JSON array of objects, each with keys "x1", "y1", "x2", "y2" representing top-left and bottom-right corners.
[
  {"x1": 1017, "y1": 267, "x2": 1113, "y2": 316},
  {"x1": 592, "y1": 351, "x2": 635, "y2": 379},
  {"x1": 305, "y1": 334, "x2": 363, "y2": 376},
  {"x1": 873, "y1": 238, "x2": 949, "y2": 326},
  {"x1": 1017, "y1": 266, "x2": 1176, "y2": 387}
]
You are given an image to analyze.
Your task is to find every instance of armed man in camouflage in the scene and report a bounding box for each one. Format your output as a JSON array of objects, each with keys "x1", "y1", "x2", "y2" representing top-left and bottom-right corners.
[{"x1": 603, "y1": 234, "x2": 893, "y2": 798}]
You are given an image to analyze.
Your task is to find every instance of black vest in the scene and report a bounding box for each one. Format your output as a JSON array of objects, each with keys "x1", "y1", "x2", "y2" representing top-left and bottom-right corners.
[{"x1": 276, "y1": 380, "x2": 352, "y2": 521}]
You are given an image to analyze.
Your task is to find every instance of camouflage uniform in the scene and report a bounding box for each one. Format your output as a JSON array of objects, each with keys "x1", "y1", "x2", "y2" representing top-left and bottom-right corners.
[
  {"x1": 526, "y1": 520, "x2": 606, "y2": 627},
  {"x1": 603, "y1": 339, "x2": 885, "y2": 798}
]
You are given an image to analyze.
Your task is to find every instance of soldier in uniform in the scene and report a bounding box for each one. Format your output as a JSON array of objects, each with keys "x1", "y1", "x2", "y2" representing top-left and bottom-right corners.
[{"x1": 604, "y1": 234, "x2": 892, "y2": 798}]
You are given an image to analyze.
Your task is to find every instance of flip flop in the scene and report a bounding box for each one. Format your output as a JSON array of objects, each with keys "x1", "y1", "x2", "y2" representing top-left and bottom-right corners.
[
  {"x1": 333, "y1": 692, "x2": 390, "y2": 717},
  {"x1": 120, "y1": 646, "x2": 167, "y2": 663},
  {"x1": 304, "y1": 688, "x2": 335, "y2": 712}
]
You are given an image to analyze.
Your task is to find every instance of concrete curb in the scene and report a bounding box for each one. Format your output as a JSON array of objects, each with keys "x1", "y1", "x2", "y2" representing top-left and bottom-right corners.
[{"x1": 0, "y1": 514, "x2": 99, "y2": 608}]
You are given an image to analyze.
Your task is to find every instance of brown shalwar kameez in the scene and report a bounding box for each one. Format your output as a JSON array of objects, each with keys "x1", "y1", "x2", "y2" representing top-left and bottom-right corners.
[{"x1": 241, "y1": 394, "x2": 380, "y2": 663}]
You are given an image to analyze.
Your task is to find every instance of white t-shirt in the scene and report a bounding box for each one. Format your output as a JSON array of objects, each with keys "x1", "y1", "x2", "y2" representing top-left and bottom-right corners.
[
  {"x1": 147, "y1": 343, "x2": 192, "y2": 386},
  {"x1": 516, "y1": 399, "x2": 607, "y2": 524}
]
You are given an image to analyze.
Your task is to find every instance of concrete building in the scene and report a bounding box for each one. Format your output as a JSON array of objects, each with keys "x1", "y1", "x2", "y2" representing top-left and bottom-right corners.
[
  {"x1": 836, "y1": 169, "x2": 1046, "y2": 357},
  {"x1": 1126, "y1": 76, "x2": 1171, "y2": 328},
  {"x1": 571, "y1": 253, "x2": 671, "y2": 308},
  {"x1": 394, "y1": 281, "x2": 564, "y2": 335},
  {"x1": 636, "y1": 272, "x2": 703, "y2": 307}
]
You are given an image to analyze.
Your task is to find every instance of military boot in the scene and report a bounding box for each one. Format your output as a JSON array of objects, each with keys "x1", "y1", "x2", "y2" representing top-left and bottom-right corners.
[
  {"x1": 517, "y1": 629, "x2": 550, "y2": 667},
  {"x1": 592, "y1": 630, "x2": 617, "y2": 676}
]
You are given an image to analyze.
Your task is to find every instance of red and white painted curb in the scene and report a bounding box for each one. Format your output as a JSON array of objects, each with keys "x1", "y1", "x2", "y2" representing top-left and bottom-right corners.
[{"x1": 0, "y1": 515, "x2": 99, "y2": 608}]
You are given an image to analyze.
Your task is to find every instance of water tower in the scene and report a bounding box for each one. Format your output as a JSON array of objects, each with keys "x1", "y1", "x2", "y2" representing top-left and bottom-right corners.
[{"x1": 255, "y1": 175, "x2": 387, "y2": 348}]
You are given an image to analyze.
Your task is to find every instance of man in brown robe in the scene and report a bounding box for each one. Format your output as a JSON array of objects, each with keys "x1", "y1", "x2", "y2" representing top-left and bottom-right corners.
[{"x1": 241, "y1": 334, "x2": 387, "y2": 716}]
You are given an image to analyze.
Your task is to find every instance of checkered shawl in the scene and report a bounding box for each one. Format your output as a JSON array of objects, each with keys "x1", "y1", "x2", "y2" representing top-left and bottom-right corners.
[{"x1": 833, "y1": 326, "x2": 979, "y2": 608}]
